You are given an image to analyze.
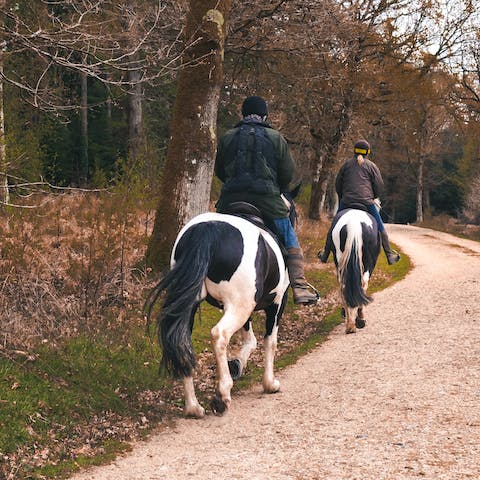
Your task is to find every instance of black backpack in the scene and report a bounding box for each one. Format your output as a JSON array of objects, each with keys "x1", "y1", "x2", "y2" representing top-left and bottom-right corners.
[{"x1": 222, "y1": 122, "x2": 279, "y2": 195}]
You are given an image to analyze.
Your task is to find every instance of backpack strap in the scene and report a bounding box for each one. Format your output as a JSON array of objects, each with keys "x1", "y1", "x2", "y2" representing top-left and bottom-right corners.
[{"x1": 235, "y1": 124, "x2": 254, "y2": 177}]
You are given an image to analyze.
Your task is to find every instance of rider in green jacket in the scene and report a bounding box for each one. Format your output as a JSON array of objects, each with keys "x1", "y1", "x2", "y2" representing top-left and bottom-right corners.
[{"x1": 215, "y1": 96, "x2": 318, "y2": 305}]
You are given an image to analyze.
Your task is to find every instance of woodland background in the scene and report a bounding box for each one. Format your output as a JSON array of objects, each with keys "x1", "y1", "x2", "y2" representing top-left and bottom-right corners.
[
  {"x1": 0, "y1": 1, "x2": 480, "y2": 476},
  {"x1": 0, "y1": 0, "x2": 479, "y2": 346}
]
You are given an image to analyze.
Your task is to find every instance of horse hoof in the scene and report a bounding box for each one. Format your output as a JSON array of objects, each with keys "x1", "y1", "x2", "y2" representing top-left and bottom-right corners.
[
  {"x1": 228, "y1": 359, "x2": 243, "y2": 381},
  {"x1": 345, "y1": 328, "x2": 356, "y2": 334},
  {"x1": 210, "y1": 396, "x2": 228, "y2": 415},
  {"x1": 184, "y1": 405, "x2": 205, "y2": 418},
  {"x1": 264, "y1": 379, "x2": 280, "y2": 393},
  {"x1": 355, "y1": 318, "x2": 366, "y2": 329}
]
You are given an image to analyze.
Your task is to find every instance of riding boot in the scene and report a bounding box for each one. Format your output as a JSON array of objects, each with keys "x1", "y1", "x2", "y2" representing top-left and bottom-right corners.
[
  {"x1": 380, "y1": 230, "x2": 400, "y2": 265},
  {"x1": 286, "y1": 247, "x2": 319, "y2": 305}
]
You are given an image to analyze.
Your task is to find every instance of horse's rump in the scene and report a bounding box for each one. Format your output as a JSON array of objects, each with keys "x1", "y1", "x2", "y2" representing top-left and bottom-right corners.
[
  {"x1": 332, "y1": 209, "x2": 380, "y2": 308},
  {"x1": 177, "y1": 213, "x2": 286, "y2": 305}
]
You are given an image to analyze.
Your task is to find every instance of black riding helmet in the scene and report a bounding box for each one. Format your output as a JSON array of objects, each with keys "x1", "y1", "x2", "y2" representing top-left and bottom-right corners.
[{"x1": 354, "y1": 139, "x2": 371, "y2": 156}]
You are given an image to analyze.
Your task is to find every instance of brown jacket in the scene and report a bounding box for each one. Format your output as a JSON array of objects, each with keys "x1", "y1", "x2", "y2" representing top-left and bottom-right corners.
[{"x1": 335, "y1": 156, "x2": 384, "y2": 206}]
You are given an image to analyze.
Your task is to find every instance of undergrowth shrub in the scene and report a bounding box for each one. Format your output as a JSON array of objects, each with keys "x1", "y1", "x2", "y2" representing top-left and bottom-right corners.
[
  {"x1": 0, "y1": 190, "x2": 155, "y2": 349},
  {"x1": 420, "y1": 213, "x2": 480, "y2": 242}
]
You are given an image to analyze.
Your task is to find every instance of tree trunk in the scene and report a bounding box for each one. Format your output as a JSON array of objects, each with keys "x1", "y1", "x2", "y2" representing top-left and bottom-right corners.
[
  {"x1": 325, "y1": 172, "x2": 338, "y2": 215},
  {"x1": 416, "y1": 155, "x2": 424, "y2": 223},
  {"x1": 128, "y1": 64, "x2": 143, "y2": 161},
  {"x1": 308, "y1": 152, "x2": 325, "y2": 220},
  {"x1": 0, "y1": 0, "x2": 9, "y2": 205},
  {"x1": 319, "y1": 174, "x2": 332, "y2": 215},
  {"x1": 308, "y1": 100, "x2": 351, "y2": 221},
  {"x1": 146, "y1": 0, "x2": 231, "y2": 269},
  {"x1": 308, "y1": 141, "x2": 345, "y2": 221},
  {"x1": 122, "y1": 1, "x2": 143, "y2": 162},
  {"x1": 424, "y1": 183, "x2": 431, "y2": 218},
  {"x1": 80, "y1": 70, "x2": 88, "y2": 186},
  {"x1": 106, "y1": 93, "x2": 113, "y2": 150},
  {"x1": 416, "y1": 109, "x2": 428, "y2": 223}
]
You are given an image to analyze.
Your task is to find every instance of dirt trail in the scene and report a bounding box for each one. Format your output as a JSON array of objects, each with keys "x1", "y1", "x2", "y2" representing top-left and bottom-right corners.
[{"x1": 71, "y1": 225, "x2": 480, "y2": 480}]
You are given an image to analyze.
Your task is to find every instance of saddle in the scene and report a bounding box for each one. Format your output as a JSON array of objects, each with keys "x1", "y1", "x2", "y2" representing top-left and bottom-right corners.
[
  {"x1": 223, "y1": 201, "x2": 265, "y2": 228},
  {"x1": 223, "y1": 202, "x2": 287, "y2": 256}
]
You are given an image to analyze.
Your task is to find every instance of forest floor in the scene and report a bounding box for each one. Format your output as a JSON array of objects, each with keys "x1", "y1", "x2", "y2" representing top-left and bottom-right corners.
[{"x1": 68, "y1": 224, "x2": 480, "y2": 480}]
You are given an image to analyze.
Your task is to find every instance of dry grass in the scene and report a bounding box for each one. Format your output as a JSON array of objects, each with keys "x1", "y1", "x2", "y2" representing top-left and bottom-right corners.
[
  {"x1": 419, "y1": 214, "x2": 480, "y2": 242},
  {"x1": 0, "y1": 192, "x2": 155, "y2": 349}
]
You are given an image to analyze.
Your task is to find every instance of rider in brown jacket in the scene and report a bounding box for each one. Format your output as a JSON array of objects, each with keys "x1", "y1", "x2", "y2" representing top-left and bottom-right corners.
[{"x1": 318, "y1": 139, "x2": 400, "y2": 265}]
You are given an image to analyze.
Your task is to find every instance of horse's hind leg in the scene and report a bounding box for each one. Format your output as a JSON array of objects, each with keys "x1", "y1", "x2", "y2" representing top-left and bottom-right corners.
[
  {"x1": 228, "y1": 318, "x2": 257, "y2": 380},
  {"x1": 179, "y1": 306, "x2": 205, "y2": 418},
  {"x1": 345, "y1": 305, "x2": 358, "y2": 334},
  {"x1": 211, "y1": 309, "x2": 250, "y2": 414},
  {"x1": 355, "y1": 306, "x2": 366, "y2": 329},
  {"x1": 263, "y1": 325, "x2": 280, "y2": 393},
  {"x1": 183, "y1": 376, "x2": 205, "y2": 418},
  {"x1": 262, "y1": 300, "x2": 285, "y2": 393},
  {"x1": 356, "y1": 277, "x2": 369, "y2": 329}
]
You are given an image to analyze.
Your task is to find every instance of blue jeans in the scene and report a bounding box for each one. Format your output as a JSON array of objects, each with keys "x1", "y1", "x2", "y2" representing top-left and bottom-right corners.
[
  {"x1": 366, "y1": 204, "x2": 385, "y2": 232},
  {"x1": 273, "y1": 217, "x2": 299, "y2": 249},
  {"x1": 338, "y1": 201, "x2": 385, "y2": 232}
]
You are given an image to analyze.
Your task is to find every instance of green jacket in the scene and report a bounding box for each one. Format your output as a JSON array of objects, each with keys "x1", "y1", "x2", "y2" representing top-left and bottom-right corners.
[{"x1": 214, "y1": 119, "x2": 295, "y2": 221}]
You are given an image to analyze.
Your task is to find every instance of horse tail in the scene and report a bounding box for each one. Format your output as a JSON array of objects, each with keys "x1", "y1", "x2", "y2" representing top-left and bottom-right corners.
[
  {"x1": 337, "y1": 220, "x2": 372, "y2": 308},
  {"x1": 145, "y1": 222, "x2": 216, "y2": 378}
]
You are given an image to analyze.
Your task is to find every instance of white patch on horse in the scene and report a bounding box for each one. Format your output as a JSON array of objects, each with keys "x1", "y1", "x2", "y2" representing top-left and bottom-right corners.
[{"x1": 332, "y1": 209, "x2": 373, "y2": 253}]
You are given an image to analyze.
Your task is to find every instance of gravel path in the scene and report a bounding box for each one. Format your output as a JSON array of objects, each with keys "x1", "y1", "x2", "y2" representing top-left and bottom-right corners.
[{"x1": 71, "y1": 224, "x2": 480, "y2": 480}]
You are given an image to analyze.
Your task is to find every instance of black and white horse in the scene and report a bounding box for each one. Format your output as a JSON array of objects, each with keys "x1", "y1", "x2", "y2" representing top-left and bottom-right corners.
[
  {"x1": 329, "y1": 208, "x2": 381, "y2": 334},
  {"x1": 145, "y1": 209, "x2": 290, "y2": 418}
]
